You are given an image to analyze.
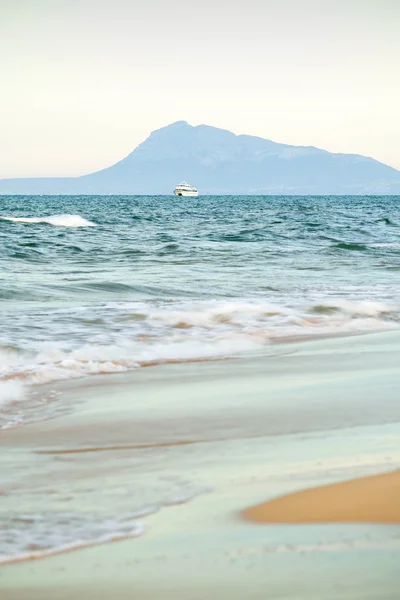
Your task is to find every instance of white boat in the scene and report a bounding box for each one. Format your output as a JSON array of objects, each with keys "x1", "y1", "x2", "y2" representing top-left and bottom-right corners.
[{"x1": 174, "y1": 182, "x2": 198, "y2": 197}]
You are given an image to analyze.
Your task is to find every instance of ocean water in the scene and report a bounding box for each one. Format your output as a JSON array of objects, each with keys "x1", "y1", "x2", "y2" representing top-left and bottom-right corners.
[
  {"x1": 2, "y1": 194, "x2": 400, "y2": 571},
  {"x1": 0, "y1": 194, "x2": 399, "y2": 421}
]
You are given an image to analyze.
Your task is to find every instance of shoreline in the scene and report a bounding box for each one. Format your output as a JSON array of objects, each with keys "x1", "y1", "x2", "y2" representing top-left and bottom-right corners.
[
  {"x1": 1, "y1": 326, "x2": 398, "y2": 434},
  {"x1": 1, "y1": 329, "x2": 400, "y2": 598}
]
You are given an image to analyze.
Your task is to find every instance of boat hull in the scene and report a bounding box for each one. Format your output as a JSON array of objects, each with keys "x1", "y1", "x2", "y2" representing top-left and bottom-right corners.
[{"x1": 174, "y1": 190, "x2": 199, "y2": 197}]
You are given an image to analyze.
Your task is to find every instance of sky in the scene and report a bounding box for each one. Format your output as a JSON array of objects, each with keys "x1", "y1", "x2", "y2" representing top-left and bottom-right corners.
[{"x1": 0, "y1": 0, "x2": 399, "y2": 178}]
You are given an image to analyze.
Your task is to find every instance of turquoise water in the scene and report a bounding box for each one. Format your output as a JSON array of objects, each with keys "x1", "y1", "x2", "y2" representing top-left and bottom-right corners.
[
  {"x1": 0, "y1": 195, "x2": 399, "y2": 406},
  {"x1": 1, "y1": 195, "x2": 400, "y2": 570}
]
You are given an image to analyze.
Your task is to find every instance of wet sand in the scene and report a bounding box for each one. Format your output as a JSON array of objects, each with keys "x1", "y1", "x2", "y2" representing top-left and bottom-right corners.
[
  {"x1": 243, "y1": 469, "x2": 400, "y2": 524},
  {"x1": 1, "y1": 330, "x2": 400, "y2": 599}
]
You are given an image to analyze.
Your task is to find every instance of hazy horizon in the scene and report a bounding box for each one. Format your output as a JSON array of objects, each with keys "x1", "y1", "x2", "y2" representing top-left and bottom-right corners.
[{"x1": 1, "y1": 0, "x2": 399, "y2": 178}]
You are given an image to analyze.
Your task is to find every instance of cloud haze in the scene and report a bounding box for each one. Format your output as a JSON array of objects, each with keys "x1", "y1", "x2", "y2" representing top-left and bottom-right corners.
[{"x1": 0, "y1": 0, "x2": 399, "y2": 177}]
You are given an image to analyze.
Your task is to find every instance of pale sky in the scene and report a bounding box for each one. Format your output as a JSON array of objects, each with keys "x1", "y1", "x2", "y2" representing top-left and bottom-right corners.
[{"x1": 0, "y1": 0, "x2": 399, "y2": 178}]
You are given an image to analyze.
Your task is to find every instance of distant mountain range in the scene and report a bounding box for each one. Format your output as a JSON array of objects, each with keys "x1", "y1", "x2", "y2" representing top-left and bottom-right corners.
[{"x1": 1, "y1": 121, "x2": 400, "y2": 195}]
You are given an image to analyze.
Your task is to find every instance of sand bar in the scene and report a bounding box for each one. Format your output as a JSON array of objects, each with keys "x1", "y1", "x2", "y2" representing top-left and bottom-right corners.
[{"x1": 243, "y1": 469, "x2": 400, "y2": 524}]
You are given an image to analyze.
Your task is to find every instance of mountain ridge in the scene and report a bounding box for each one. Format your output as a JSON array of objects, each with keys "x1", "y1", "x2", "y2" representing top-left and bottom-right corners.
[{"x1": 1, "y1": 121, "x2": 399, "y2": 195}]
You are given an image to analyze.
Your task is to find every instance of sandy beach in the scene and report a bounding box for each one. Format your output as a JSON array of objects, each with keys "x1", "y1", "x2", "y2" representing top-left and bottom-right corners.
[
  {"x1": 243, "y1": 469, "x2": 400, "y2": 525},
  {"x1": 1, "y1": 330, "x2": 400, "y2": 599}
]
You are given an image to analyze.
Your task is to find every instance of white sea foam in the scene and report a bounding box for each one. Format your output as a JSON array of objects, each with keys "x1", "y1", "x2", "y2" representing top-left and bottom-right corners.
[
  {"x1": 0, "y1": 512, "x2": 147, "y2": 565},
  {"x1": 0, "y1": 297, "x2": 398, "y2": 390},
  {"x1": 0, "y1": 214, "x2": 96, "y2": 227},
  {"x1": 0, "y1": 337, "x2": 264, "y2": 387},
  {"x1": 0, "y1": 491, "x2": 206, "y2": 563},
  {"x1": 0, "y1": 381, "x2": 25, "y2": 408}
]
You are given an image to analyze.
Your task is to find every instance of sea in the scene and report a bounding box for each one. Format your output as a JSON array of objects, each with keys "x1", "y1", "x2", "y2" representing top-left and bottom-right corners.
[
  {"x1": 0, "y1": 194, "x2": 399, "y2": 426},
  {"x1": 1, "y1": 194, "x2": 400, "y2": 576}
]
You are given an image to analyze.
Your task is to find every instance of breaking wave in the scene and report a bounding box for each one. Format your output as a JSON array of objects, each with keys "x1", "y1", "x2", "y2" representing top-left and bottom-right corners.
[
  {"x1": 0, "y1": 214, "x2": 96, "y2": 227},
  {"x1": 0, "y1": 512, "x2": 146, "y2": 565},
  {"x1": 0, "y1": 380, "x2": 26, "y2": 407},
  {"x1": 0, "y1": 298, "x2": 398, "y2": 395}
]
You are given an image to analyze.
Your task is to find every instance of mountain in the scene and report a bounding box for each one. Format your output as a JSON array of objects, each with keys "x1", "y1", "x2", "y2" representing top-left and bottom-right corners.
[{"x1": 1, "y1": 121, "x2": 400, "y2": 195}]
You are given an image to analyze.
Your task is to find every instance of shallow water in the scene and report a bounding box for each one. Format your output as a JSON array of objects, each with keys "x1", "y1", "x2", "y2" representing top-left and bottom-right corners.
[
  {"x1": 1, "y1": 336, "x2": 400, "y2": 578},
  {"x1": 0, "y1": 195, "x2": 399, "y2": 417}
]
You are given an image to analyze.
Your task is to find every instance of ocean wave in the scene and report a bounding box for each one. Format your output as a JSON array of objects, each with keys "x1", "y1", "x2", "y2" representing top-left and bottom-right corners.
[
  {"x1": 0, "y1": 214, "x2": 96, "y2": 227},
  {"x1": 308, "y1": 299, "x2": 395, "y2": 317},
  {"x1": 0, "y1": 512, "x2": 147, "y2": 565},
  {"x1": 0, "y1": 380, "x2": 26, "y2": 408},
  {"x1": 0, "y1": 336, "x2": 264, "y2": 388},
  {"x1": 0, "y1": 299, "x2": 398, "y2": 392},
  {"x1": 0, "y1": 490, "x2": 207, "y2": 564},
  {"x1": 332, "y1": 242, "x2": 369, "y2": 252}
]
